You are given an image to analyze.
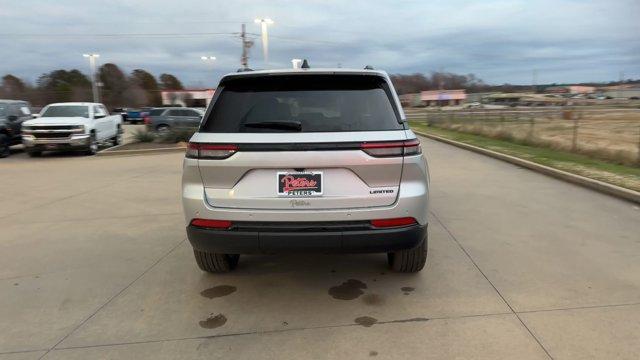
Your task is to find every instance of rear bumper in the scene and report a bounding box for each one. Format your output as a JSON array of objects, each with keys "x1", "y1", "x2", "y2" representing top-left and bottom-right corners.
[{"x1": 187, "y1": 223, "x2": 427, "y2": 254}]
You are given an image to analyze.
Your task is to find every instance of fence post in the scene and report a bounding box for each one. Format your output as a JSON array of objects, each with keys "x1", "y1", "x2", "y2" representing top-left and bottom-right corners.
[
  {"x1": 571, "y1": 116, "x2": 579, "y2": 152},
  {"x1": 528, "y1": 115, "x2": 535, "y2": 141},
  {"x1": 637, "y1": 123, "x2": 640, "y2": 165}
]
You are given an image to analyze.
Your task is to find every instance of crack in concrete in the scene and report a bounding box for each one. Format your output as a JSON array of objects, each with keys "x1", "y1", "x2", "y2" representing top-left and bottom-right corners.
[{"x1": 430, "y1": 210, "x2": 555, "y2": 360}]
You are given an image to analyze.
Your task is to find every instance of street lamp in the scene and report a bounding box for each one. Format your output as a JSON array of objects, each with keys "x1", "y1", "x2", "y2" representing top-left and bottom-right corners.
[
  {"x1": 254, "y1": 18, "x2": 273, "y2": 65},
  {"x1": 201, "y1": 56, "x2": 216, "y2": 76},
  {"x1": 83, "y1": 53, "x2": 100, "y2": 103}
]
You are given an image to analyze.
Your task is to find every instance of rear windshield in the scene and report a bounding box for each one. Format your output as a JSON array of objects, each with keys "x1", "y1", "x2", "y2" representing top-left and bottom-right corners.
[
  {"x1": 201, "y1": 75, "x2": 402, "y2": 133},
  {"x1": 149, "y1": 109, "x2": 165, "y2": 116}
]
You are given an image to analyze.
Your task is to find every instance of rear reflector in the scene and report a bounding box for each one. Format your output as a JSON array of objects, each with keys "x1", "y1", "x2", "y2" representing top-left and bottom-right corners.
[
  {"x1": 361, "y1": 139, "x2": 422, "y2": 157},
  {"x1": 186, "y1": 143, "x2": 238, "y2": 159},
  {"x1": 370, "y1": 217, "x2": 417, "y2": 228},
  {"x1": 190, "y1": 219, "x2": 233, "y2": 229}
]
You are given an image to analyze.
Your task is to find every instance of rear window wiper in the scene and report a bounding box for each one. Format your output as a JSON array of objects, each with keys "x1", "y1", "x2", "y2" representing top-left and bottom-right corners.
[{"x1": 242, "y1": 121, "x2": 302, "y2": 131}]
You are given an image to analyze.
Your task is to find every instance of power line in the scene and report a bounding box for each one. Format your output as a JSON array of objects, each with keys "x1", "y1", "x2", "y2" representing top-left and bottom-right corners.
[
  {"x1": 0, "y1": 32, "x2": 239, "y2": 39},
  {"x1": 0, "y1": 32, "x2": 342, "y2": 45}
]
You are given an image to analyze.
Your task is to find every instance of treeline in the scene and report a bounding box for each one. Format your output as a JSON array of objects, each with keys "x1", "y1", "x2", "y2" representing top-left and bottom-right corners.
[
  {"x1": 0, "y1": 63, "x2": 185, "y2": 108},
  {"x1": 390, "y1": 72, "x2": 640, "y2": 95},
  {"x1": 389, "y1": 72, "x2": 544, "y2": 94},
  {"x1": 390, "y1": 72, "x2": 488, "y2": 94}
]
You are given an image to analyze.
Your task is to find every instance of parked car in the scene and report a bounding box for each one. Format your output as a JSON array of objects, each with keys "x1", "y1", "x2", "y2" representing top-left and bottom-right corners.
[
  {"x1": 182, "y1": 68, "x2": 430, "y2": 273},
  {"x1": 0, "y1": 99, "x2": 33, "y2": 157},
  {"x1": 144, "y1": 107, "x2": 203, "y2": 132},
  {"x1": 21, "y1": 102, "x2": 122, "y2": 156},
  {"x1": 124, "y1": 108, "x2": 149, "y2": 124},
  {"x1": 112, "y1": 108, "x2": 128, "y2": 122}
]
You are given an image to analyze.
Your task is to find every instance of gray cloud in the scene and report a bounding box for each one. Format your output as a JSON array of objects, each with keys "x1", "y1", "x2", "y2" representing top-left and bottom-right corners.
[{"x1": 0, "y1": 0, "x2": 638, "y2": 87}]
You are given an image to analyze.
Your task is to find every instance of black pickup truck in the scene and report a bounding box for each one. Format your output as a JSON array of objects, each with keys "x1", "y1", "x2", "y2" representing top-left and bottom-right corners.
[{"x1": 0, "y1": 100, "x2": 33, "y2": 158}]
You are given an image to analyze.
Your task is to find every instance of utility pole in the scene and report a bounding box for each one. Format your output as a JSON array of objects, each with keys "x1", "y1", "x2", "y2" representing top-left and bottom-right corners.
[
  {"x1": 240, "y1": 23, "x2": 254, "y2": 70},
  {"x1": 532, "y1": 69, "x2": 538, "y2": 93}
]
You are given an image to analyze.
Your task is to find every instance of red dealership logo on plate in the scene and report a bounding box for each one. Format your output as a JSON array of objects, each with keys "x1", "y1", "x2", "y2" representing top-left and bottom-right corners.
[
  {"x1": 277, "y1": 172, "x2": 322, "y2": 196},
  {"x1": 280, "y1": 175, "x2": 318, "y2": 192}
]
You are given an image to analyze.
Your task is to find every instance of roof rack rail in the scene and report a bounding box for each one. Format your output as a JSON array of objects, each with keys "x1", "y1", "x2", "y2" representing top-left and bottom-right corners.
[
  {"x1": 237, "y1": 68, "x2": 253, "y2": 72},
  {"x1": 364, "y1": 65, "x2": 374, "y2": 70}
]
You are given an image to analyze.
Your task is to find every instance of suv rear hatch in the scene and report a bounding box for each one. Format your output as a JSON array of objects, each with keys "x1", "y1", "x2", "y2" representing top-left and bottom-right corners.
[{"x1": 190, "y1": 73, "x2": 412, "y2": 210}]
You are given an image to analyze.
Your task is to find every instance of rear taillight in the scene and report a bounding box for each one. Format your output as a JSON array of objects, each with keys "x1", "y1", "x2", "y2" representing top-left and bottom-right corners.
[
  {"x1": 186, "y1": 143, "x2": 238, "y2": 159},
  {"x1": 361, "y1": 138, "x2": 422, "y2": 157},
  {"x1": 190, "y1": 219, "x2": 233, "y2": 229},
  {"x1": 371, "y1": 217, "x2": 417, "y2": 228},
  {"x1": 143, "y1": 116, "x2": 151, "y2": 125}
]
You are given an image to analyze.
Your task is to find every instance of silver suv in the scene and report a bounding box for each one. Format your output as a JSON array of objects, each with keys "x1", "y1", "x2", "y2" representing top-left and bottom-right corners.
[{"x1": 182, "y1": 68, "x2": 429, "y2": 273}]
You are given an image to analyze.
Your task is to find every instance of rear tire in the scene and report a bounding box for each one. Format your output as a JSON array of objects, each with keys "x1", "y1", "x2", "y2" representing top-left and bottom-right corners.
[
  {"x1": 0, "y1": 134, "x2": 10, "y2": 158},
  {"x1": 388, "y1": 236, "x2": 428, "y2": 273},
  {"x1": 112, "y1": 126, "x2": 123, "y2": 146},
  {"x1": 193, "y1": 249, "x2": 239, "y2": 273},
  {"x1": 156, "y1": 124, "x2": 170, "y2": 133},
  {"x1": 85, "y1": 133, "x2": 98, "y2": 155}
]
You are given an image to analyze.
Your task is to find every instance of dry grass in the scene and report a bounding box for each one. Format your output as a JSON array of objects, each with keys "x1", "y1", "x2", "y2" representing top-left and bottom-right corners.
[{"x1": 408, "y1": 108, "x2": 640, "y2": 166}]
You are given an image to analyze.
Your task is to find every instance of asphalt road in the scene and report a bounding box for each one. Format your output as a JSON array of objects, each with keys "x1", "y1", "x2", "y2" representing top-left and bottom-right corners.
[{"x1": 1, "y1": 137, "x2": 639, "y2": 359}]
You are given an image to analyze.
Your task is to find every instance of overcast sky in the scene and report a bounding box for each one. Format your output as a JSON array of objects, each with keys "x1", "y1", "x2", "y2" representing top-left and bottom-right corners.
[{"x1": 0, "y1": 0, "x2": 638, "y2": 87}]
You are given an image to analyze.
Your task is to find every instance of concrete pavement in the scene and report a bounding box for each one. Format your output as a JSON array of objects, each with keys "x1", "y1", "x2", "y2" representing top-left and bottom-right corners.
[{"x1": 0, "y1": 137, "x2": 638, "y2": 359}]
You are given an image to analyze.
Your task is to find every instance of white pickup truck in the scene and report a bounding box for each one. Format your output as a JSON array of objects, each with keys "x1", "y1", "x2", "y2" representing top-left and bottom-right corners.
[{"x1": 21, "y1": 102, "x2": 123, "y2": 156}]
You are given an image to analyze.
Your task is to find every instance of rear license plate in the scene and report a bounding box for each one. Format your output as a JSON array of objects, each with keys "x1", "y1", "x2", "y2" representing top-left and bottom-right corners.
[
  {"x1": 277, "y1": 172, "x2": 323, "y2": 197},
  {"x1": 45, "y1": 144, "x2": 58, "y2": 150}
]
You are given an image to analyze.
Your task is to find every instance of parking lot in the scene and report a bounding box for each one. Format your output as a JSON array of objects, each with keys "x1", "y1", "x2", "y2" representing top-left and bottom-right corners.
[{"x1": 1, "y1": 137, "x2": 639, "y2": 359}]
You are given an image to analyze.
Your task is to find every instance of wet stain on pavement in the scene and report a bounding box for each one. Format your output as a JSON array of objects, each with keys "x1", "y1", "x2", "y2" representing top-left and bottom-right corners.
[
  {"x1": 362, "y1": 293, "x2": 385, "y2": 306},
  {"x1": 369, "y1": 350, "x2": 379, "y2": 357},
  {"x1": 199, "y1": 313, "x2": 227, "y2": 329},
  {"x1": 401, "y1": 286, "x2": 415, "y2": 295},
  {"x1": 355, "y1": 316, "x2": 378, "y2": 327},
  {"x1": 13, "y1": 283, "x2": 18, "y2": 286},
  {"x1": 200, "y1": 285, "x2": 237, "y2": 299},
  {"x1": 329, "y1": 279, "x2": 367, "y2": 300},
  {"x1": 388, "y1": 317, "x2": 429, "y2": 324},
  {"x1": 354, "y1": 316, "x2": 429, "y2": 328}
]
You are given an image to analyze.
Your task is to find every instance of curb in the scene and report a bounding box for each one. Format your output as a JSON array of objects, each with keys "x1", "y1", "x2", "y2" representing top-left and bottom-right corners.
[
  {"x1": 414, "y1": 131, "x2": 640, "y2": 205},
  {"x1": 97, "y1": 146, "x2": 186, "y2": 157}
]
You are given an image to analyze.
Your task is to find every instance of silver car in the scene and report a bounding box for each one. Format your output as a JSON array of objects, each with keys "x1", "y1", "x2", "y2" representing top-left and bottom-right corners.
[
  {"x1": 182, "y1": 68, "x2": 430, "y2": 273},
  {"x1": 145, "y1": 107, "x2": 203, "y2": 132}
]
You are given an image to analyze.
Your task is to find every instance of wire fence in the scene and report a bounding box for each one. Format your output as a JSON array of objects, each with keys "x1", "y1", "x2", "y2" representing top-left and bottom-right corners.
[{"x1": 406, "y1": 108, "x2": 640, "y2": 166}]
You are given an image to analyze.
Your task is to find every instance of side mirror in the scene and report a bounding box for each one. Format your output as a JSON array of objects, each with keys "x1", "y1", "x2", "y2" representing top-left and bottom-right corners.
[
  {"x1": 94, "y1": 114, "x2": 106, "y2": 119},
  {"x1": 7, "y1": 115, "x2": 18, "y2": 121}
]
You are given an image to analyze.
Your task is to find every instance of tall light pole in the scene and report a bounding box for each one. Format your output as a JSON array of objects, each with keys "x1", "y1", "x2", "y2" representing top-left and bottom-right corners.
[
  {"x1": 201, "y1": 56, "x2": 216, "y2": 66},
  {"x1": 83, "y1": 53, "x2": 100, "y2": 103},
  {"x1": 254, "y1": 18, "x2": 273, "y2": 65},
  {"x1": 201, "y1": 56, "x2": 217, "y2": 83}
]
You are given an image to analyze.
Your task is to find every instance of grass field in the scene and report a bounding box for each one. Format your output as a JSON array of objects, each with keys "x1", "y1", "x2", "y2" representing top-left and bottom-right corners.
[
  {"x1": 406, "y1": 108, "x2": 640, "y2": 166},
  {"x1": 409, "y1": 121, "x2": 640, "y2": 192}
]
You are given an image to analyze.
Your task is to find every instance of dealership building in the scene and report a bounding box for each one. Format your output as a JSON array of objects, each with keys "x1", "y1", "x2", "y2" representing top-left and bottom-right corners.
[
  {"x1": 420, "y1": 89, "x2": 467, "y2": 106},
  {"x1": 161, "y1": 89, "x2": 215, "y2": 107}
]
